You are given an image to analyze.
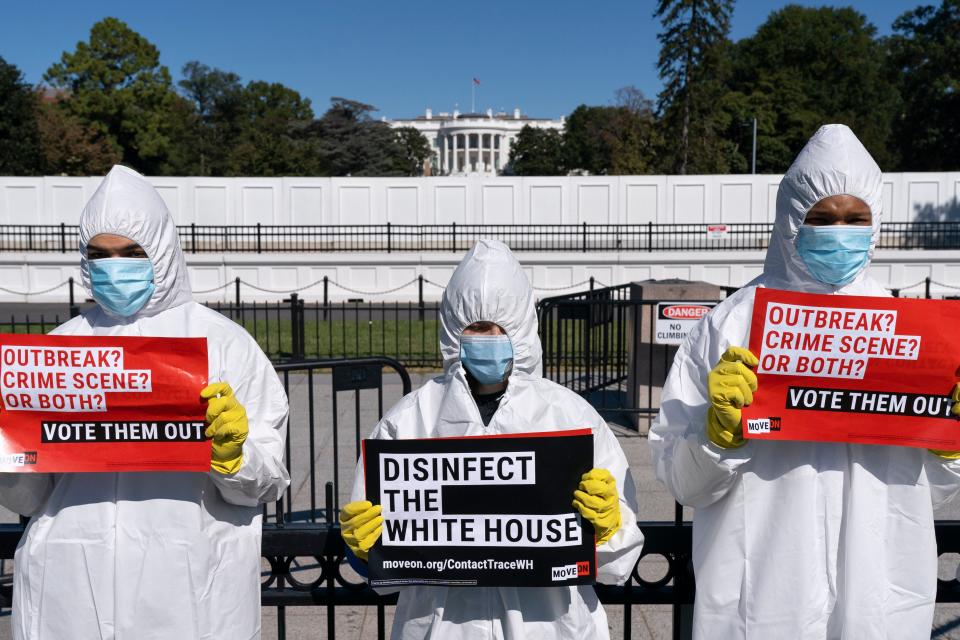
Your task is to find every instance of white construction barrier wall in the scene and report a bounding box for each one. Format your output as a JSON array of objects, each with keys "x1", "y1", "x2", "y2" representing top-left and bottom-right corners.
[
  {"x1": 2, "y1": 173, "x2": 958, "y2": 303},
  {"x1": 2, "y1": 173, "x2": 959, "y2": 226}
]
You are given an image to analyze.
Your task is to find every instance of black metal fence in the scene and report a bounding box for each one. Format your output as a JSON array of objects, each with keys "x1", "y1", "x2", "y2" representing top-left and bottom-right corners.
[
  {"x1": 3, "y1": 312, "x2": 960, "y2": 637},
  {"x1": 3, "y1": 221, "x2": 960, "y2": 253},
  {"x1": 4, "y1": 275, "x2": 955, "y2": 369},
  {"x1": 1, "y1": 313, "x2": 66, "y2": 335}
]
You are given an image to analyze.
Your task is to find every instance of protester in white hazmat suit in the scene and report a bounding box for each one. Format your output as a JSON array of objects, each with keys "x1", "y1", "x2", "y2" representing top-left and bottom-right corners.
[
  {"x1": 0, "y1": 165, "x2": 290, "y2": 639},
  {"x1": 650, "y1": 124, "x2": 960, "y2": 639},
  {"x1": 340, "y1": 239, "x2": 644, "y2": 639}
]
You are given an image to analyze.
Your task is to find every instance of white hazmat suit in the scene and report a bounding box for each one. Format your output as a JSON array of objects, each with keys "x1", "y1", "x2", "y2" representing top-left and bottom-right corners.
[
  {"x1": 350, "y1": 239, "x2": 644, "y2": 640},
  {"x1": 649, "y1": 124, "x2": 960, "y2": 639},
  {"x1": 0, "y1": 165, "x2": 291, "y2": 640}
]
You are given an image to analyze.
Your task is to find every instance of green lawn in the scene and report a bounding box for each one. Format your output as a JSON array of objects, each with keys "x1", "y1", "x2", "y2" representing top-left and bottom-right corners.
[
  {"x1": 3, "y1": 312, "x2": 632, "y2": 372},
  {"x1": 2, "y1": 321, "x2": 63, "y2": 334},
  {"x1": 241, "y1": 318, "x2": 443, "y2": 366}
]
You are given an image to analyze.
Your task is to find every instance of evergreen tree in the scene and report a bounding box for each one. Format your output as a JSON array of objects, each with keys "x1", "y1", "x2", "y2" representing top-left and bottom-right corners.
[
  {"x1": 655, "y1": 0, "x2": 734, "y2": 173},
  {"x1": 0, "y1": 56, "x2": 44, "y2": 175},
  {"x1": 310, "y1": 98, "x2": 406, "y2": 176},
  {"x1": 725, "y1": 5, "x2": 898, "y2": 172},
  {"x1": 44, "y1": 17, "x2": 178, "y2": 173},
  {"x1": 887, "y1": 0, "x2": 960, "y2": 171}
]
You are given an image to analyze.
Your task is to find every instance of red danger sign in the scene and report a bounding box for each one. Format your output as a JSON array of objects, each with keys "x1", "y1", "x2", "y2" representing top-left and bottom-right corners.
[
  {"x1": 660, "y1": 304, "x2": 713, "y2": 320},
  {"x1": 706, "y1": 224, "x2": 730, "y2": 240},
  {"x1": 655, "y1": 301, "x2": 718, "y2": 345}
]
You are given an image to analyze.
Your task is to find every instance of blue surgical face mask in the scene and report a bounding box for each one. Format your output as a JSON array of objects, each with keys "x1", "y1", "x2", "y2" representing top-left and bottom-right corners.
[
  {"x1": 89, "y1": 257, "x2": 156, "y2": 317},
  {"x1": 795, "y1": 225, "x2": 872, "y2": 286},
  {"x1": 460, "y1": 334, "x2": 514, "y2": 385}
]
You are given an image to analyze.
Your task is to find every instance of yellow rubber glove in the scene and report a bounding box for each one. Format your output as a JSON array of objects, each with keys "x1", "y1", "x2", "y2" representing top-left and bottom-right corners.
[
  {"x1": 707, "y1": 346, "x2": 759, "y2": 449},
  {"x1": 340, "y1": 500, "x2": 383, "y2": 561},
  {"x1": 930, "y1": 383, "x2": 960, "y2": 459},
  {"x1": 201, "y1": 382, "x2": 248, "y2": 475},
  {"x1": 572, "y1": 468, "x2": 621, "y2": 546}
]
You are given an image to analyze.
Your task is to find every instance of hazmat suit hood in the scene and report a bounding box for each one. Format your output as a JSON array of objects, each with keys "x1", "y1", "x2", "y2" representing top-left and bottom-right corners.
[
  {"x1": 439, "y1": 239, "x2": 542, "y2": 377},
  {"x1": 762, "y1": 124, "x2": 885, "y2": 295},
  {"x1": 79, "y1": 165, "x2": 194, "y2": 319}
]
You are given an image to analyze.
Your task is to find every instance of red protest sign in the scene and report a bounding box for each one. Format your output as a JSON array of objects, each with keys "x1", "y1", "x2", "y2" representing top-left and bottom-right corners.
[
  {"x1": 742, "y1": 288, "x2": 960, "y2": 449},
  {"x1": 0, "y1": 334, "x2": 209, "y2": 472}
]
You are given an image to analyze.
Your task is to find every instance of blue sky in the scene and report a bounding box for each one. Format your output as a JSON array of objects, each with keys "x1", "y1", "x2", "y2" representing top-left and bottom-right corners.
[{"x1": 1, "y1": 0, "x2": 920, "y2": 120}]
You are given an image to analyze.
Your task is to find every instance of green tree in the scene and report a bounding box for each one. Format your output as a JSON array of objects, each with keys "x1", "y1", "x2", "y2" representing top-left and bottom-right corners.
[
  {"x1": 223, "y1": 81, "x2": 316, "y2": 176},
  {"x1": 507, "y1": 126, "x2": 565, "y2": 175},
  {"x1": 178, "y1": 61, "x2": 243, "y2": 175},
  {"x1": 564, "y1": 104, "x2": 660, "y2": 175},
  {"x1": 156, "y1": 93, "x2": 204, "y2": 175},
  {"x1": 565, "y1": 106, "x2": 616, "y2": 174},
  {"x1": 609, "y1": 87, "x2": 663, "y2": 174},
  {"x1": 36, "y1": 99, "x2": 122, "y2": 175},
  {"x1": 726, "y1": 5, "x2": 898, "y2": 172},
  {"x1": 887, "y1": 0, "x2": 960, "y2": 171},
  {"x1": 310, "y1": 98, "x2": 407, "y2": 176},
  {"x1": 44, "y1": 17, "x2": 178, "y2": 173},
  {"x1": 175, "y1": 62, "x2": 317, "y2": 176},
  {"x1": 655, "y1": 0, "x2": 734, "y2": 173},
  {"x1": 393, "y1": 127, "x2": 432, "y2": 176},
  {"x1": 0, "y1": 56, "x2": 44, "y2": 175}
]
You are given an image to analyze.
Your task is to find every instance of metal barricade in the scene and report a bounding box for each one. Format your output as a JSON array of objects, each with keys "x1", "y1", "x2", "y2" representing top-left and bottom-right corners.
[{"x1": 538, "y1": 285, "x2": 681, "y2": 431}]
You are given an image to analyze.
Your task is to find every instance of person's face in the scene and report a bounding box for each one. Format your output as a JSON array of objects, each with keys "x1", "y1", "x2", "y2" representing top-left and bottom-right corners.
[
  {"x1": 86, "y1": 234, "x2": 148, "y2": 260},
  {"x1": 803, "y1": 195, "x2": 872, "y2": 226},
  {"x1": 462, "y1": 321, "x2": 506, "y2": 337}
]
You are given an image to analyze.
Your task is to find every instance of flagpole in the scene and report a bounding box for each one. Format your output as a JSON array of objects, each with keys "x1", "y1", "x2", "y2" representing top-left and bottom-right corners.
[{"x1": 471, "y1": 81, "x2": 475, "y2": 113}]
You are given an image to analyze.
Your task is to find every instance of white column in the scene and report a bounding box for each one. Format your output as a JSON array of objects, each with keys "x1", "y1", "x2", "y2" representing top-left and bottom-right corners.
[
  {"x1": 435, "y1": 135, "x2": 442, "y2": 175},
  {"x1": 484, "y1": 134, "x2": 491, "y2": 173},
  {"x1": 441, "y1": 135, "x2": 447, "y2": 175},
  {"x1": 453, "y1": 134, "x2": 460, "y2": 173},
  {"x1": 476, "y1": 132, "x2": 481, "y2": 172},
  {"x1": 479, "y1": 133, "x2": 484, "y2": 172},
  {"x1": 466, "y1": 133, "x2": 472, "y2": 172}
]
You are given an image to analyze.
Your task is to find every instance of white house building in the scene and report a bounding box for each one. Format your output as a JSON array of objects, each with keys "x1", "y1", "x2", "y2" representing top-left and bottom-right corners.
[{"x1": 388, "y1": 108, "x2": 565, "y2": 176}]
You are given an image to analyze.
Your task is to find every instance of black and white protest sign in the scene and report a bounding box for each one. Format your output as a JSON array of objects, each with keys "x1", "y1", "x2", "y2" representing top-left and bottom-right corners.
[{"x1": 363, "y1": 429, "x2": 595, "y2": 587}]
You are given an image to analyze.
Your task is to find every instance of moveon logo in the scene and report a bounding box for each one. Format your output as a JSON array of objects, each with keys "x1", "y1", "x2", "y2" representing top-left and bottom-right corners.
[
  {"x1": 551, "y1": 564, "x2": 578, "y2": 581},
  {"x1": 551, "y1": 561, "x2": 591, "y2": 581},
  {"x1": 0, "y1": 451, "x2": 37, "y2": 466},
  {"x1": 746, "y1": 418, "x2": 781, "y2": 434},
  {"x1": 661, "y1": 305, "x2": 712, "y2": 320}
]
